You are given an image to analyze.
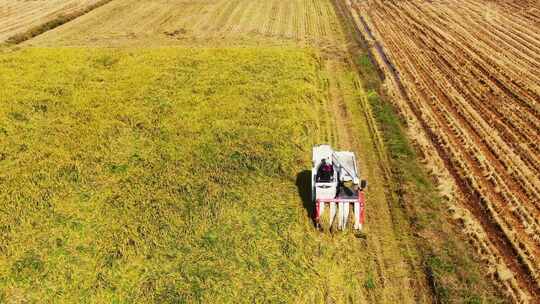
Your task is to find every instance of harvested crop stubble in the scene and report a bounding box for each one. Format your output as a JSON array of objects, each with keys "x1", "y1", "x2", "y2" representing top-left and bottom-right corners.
[
  {"x1": 26, "y1": 0, "x2": 346, "y2": 47},
  {"x1": 348, "y1": 0, "x2": 540, "y2": 301},
  {"x1": 0, "y1": 48, "x2": 366, "y2": 303},
  {"x1": 0, "y1": 0, "x2": 102, "y2": 42}
]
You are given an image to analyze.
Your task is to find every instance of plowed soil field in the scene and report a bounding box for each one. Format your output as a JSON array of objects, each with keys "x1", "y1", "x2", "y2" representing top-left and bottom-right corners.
[
  {"x1": 345, "y1": 0, "x2": 540, "y2": 302},
  {"x1": 0, "y1": 0, "x2": 102, "y2": 42}
]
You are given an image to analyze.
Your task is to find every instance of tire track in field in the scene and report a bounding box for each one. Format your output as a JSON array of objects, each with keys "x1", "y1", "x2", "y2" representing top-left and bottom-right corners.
[
  {"x1": 324, "y1": 58, "x2": 423, "y2": 304},
  {"x1": 323, "y1": 1, "x2": 432, "y2": 301}
]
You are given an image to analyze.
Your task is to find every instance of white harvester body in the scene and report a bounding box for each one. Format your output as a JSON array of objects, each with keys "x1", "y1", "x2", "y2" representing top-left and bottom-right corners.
[{"x1": 312, "y1": 144, "x2": 366, "y2": 231}]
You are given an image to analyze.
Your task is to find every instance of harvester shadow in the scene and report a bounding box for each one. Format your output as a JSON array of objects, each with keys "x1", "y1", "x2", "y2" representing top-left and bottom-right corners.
[{"x1": 296, "y1": 170, "x2": 315, "y2": 226}]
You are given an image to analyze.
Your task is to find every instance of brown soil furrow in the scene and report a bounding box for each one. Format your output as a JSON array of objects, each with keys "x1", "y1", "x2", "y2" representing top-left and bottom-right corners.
[
  {"x1": 456, "y1": 2, "x2": 540, "y2": 87},
  {"x1": 412, "y1": 6, "x2": 538, "y2": 153},
  {"x1": 441, "y1": 33, "x2": 539, "y2": 119},
  {"x1": 475, "y1": 9, "x2": 540, "y2": 56},
  {"x1": 419, "y1": 4, "x2": 540, "y2": 117},
  {"x1": 395, "y1": 3, "x2": 540, "y2": 207},
  {"x1": 374, "y1": 25, "x2": 540, "y2": 297},
  {"x1": 380, "y1": 1, "x2": 540, "y2": 216},
  {"x1": 362, "y1": 0, "x2": 540, "y2": 297},
  {"x1": 392, "y1": 0, "x2": 540, "y2": 251},
  {"x1": 348, "y1": 3, "x2": 533, "y2": 301},
  {"x1": 426, "y1": 2, "x2": 540, "y2": 80},
  {"x1": 470, "y1": 0, "x2": 540, "y2": 46},
  {"x1": 404, "y1": 2, "x2": 540, "y2": 165}
]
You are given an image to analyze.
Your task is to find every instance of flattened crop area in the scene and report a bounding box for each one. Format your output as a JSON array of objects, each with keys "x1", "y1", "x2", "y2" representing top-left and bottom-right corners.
[
  {"x1": 0, "y1": 0, "x2": 101, "y2": 42},
  {"x1": 346, "y1": 0, "x2": 540, "y2": 301},
  {"x1": 28, "y1": 0, "x2": 346, "y2": 47}
]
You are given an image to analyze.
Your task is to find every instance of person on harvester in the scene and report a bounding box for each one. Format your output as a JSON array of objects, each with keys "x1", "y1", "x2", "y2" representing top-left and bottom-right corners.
[{"x1": 317, "y1": 158, "x2": 334, "y2": 182}]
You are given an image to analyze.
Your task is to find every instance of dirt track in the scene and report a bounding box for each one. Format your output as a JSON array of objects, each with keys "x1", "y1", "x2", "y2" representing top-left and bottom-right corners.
[{"x1": 344, "y1": 0, "x2": 540, "y2": 302}]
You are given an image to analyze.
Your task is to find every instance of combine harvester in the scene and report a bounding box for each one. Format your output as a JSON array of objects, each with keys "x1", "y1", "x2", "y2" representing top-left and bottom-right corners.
[{"x1": 312, "y1": 144, "x2": 367, "y2": 231}]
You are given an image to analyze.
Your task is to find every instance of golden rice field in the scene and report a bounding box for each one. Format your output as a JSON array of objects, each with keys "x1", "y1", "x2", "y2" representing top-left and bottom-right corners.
[{"x1": 0, "y1": 47, "x2": 370, "y2": 303}]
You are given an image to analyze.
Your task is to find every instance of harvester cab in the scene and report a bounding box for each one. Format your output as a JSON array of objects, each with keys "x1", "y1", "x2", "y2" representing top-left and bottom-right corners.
[{"x1": 312, "y1": 144, "x2": 367, "y2": 231}]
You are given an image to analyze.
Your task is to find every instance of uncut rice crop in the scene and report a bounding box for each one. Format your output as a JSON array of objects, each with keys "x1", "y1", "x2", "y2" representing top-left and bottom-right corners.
[{"x1": 0, "y1": 48, "x2": 364, "y2": 303}]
